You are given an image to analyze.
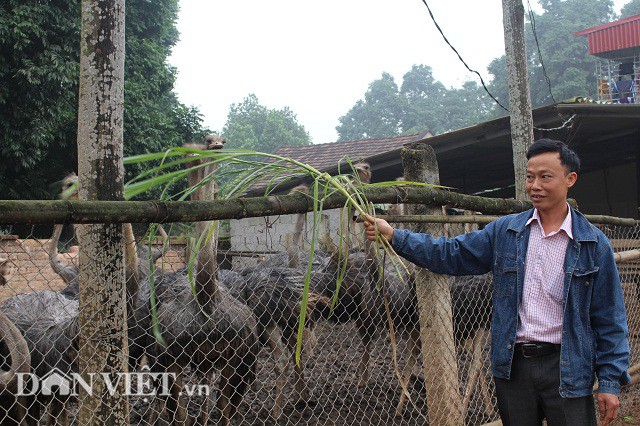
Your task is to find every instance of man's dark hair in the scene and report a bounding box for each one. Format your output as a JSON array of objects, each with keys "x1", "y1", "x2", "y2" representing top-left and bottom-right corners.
[{"x1": 526, "y1": 138, "x2": 581, "y2": 174}]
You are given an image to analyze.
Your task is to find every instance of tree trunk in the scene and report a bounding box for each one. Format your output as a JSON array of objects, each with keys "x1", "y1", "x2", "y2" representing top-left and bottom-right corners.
[
  {"x1": 76, "y1": 1, "x2": 129, "y2": 425},
  {"x1": 402, "y1": 143, "x2": 463, "y2": 425},
  {"x1": 502, "y1": 0, "x2": 534, "y2": 201}
]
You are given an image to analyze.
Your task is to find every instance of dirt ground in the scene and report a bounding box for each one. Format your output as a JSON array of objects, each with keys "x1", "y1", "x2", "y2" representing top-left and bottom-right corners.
[
  {"x1": 127, "y1": 321, "x2": 499, "y2": 426},
  {"x1": 23, "y1": 322, "x2": 640, "y2": 425}
]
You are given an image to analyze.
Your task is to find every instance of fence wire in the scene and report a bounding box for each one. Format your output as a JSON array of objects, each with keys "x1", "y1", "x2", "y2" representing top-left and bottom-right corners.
[{"x1": 0, "y1": 208, "x2": 638, "y2": 425}]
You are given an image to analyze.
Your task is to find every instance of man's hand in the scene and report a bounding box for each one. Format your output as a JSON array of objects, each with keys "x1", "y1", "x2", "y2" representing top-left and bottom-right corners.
[
  {"x1": 363, "y1": 214, "x2": 395, "y2": 243},
  {"x1": 596, "y1": 392, "x2": 620, "y2": 425}
]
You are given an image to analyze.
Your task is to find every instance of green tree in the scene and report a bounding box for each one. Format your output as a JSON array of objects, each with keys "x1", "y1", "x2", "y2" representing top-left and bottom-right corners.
[
  {"x1": 442, "y1": 81, "x2": 497, "y2": 132},
  {"x1": 336, "y1": 66, "x2": 495, "y2": 140},
  {"x1": 0, "y1": 1, "x2": 80, "y2": 199},
  {"x1": 336, "y1": 73, "x2": 406, "y2": 141},
  {"x1": 222, "y1": 94, "x2": 311, "y2": 153},
  {"x1": 620, "y1": 0, "x2": 640, "y2": 17},
  {"x1": 0, "y1": 0, "x2": 206, "y2": 200},
  {"x1": 400, "y1": 65, "x2": 448, "y2": 135},
  {"x1": 489, "y1": 0, "x2": 616, "y2": 109}
]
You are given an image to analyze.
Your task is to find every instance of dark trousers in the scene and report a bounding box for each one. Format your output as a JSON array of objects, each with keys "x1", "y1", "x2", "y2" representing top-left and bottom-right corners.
[{"x1": 494, "y1": 349, "x2": 597, "y2": 426}]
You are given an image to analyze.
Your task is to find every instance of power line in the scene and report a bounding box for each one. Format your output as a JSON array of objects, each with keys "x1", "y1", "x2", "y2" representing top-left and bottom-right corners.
[
  {"x1": 533, "y1": 113, "x2": 577, "y2": 132},
  {"x1": 418, "y1": 0, "x2": 509, "y2": 112},
  {"x1": 526, "y1": 0, "x2": 556, "y2": 104},
  {"x1": 525, "y1": 1, "x2": 575, "y2": 129}
]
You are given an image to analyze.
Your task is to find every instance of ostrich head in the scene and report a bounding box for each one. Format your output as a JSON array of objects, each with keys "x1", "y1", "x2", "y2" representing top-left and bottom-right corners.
[
  {"x1": 0, "y1": 257, "x2": 10, "y2": 286},
  {"x1": 59, "y1": 173, "x2": 78, "y2": 200},
  {"x1": 289, "y1": 184, "x2": 309, "y2": 194},
  {"x1": 204, "y1": 134, "x2": 226, "y2": 150},
  {"x1": 354, "y1": 162, "x2": 372, "y2": 185}
]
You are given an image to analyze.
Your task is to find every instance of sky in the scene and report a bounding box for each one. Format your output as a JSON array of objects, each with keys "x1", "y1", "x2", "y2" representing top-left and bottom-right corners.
[{"x1": 168, "y1": 0, "x2": 631, "y2": 145}]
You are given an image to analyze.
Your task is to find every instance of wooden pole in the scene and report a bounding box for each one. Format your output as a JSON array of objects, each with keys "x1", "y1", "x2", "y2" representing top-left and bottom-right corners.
[
  {"x1": 0, "y1": 186, "x2": 539, "y2": 225},
  {"x1": 502, "y1": 0, "x2": 534, "y2": 200},
  {"x1": 76, "y1": 1, "x2": 129, "y2": 424},
  {"x1": 636, "y1": 132, "x2": 640, "y2": 218},
  {"x1": 403, "y1": 143, "x2": 463, "y2": 424}
]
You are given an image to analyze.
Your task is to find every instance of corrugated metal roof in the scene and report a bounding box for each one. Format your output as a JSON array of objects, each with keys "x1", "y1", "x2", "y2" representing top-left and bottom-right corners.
[{"x1": 574, "y1": 14, "x2": 640, "y2": 56}]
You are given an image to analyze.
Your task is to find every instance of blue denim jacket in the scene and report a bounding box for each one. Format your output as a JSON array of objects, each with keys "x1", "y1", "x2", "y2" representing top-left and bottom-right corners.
[{"x1": 392, "y1": 207, "x2": 630, "y2": 396}]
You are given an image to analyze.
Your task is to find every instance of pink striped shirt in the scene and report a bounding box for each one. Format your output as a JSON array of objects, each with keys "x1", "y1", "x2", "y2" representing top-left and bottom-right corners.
[{"x1": 516, "y1": 207, "x2": 572, "y2": 344}]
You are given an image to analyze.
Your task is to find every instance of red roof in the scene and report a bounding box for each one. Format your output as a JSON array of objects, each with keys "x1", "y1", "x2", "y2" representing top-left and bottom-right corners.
[
  {"x1": 574, "y1": 14, "x2": 640, "y2": 56},
  {"x1": 245, "y1": 131, "x2": 430, "y2": 194},
  {"x1": 272, "y1": 132, "x2": 425, "y2": 172}
]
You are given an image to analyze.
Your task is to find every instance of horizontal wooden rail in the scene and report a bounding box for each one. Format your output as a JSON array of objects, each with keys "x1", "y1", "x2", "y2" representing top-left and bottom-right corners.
[
  {"x1": 0, "y1": 186, "x2": 636, "y2": 226},
  {"x1": 614, "y1": 249, "x2": 640, "y2": 263},
  {"x1": 0, "y1": 186, "x2": 537, "y2": 224},
  {"x1": 371, "y1": 213, "x2": 638, "y2": 227}
]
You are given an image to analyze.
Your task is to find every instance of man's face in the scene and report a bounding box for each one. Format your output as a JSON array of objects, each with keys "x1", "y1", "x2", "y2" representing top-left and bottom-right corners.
[{"x1": 525, "y1": 152, "x2": 577, "y2": 213}]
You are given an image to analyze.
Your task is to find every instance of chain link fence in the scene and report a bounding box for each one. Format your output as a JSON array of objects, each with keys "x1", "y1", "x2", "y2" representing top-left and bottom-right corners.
[{"x1": 0, "y1": 206, "x2": 638, "y2": 425}]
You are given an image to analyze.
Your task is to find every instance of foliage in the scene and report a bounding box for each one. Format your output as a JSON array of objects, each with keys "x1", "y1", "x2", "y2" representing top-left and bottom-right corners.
[
  {"x1": 0, "y1": 0, "x2": 207, "y2": 200},
  {"x1": 0, "y1": 1, "x2": 80, "y2": 199},
  {"x1": 336, "y1": 73, "x2": 406, "y2": 141},
  {"x1": 402, "y1": 65, "x2": 497, "y2": 134},
  {"x1": 489, "y1": 0, "x2": 616, "y2": 108},
  {"x1": 620, "y1": 0, "x2": 640, "y2": 17},
  {"x1": 222, "y1": 94, "x2": 311, "y2": 153},
  {"x1": 338, "y1": 0, "x2": 622, "y2": 141},
  {"x1": 336, "y1": 66, "x2": 496, "y2": 140}
]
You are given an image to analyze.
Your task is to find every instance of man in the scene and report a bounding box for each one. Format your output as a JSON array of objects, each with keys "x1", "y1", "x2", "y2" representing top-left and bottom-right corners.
[{"x1": 364, "y1": 139, "x2": 630, "y2": 425}]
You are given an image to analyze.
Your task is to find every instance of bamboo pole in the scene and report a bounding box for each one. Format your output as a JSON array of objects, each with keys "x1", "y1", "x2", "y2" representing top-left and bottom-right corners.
[
  {"x1": 0, "y1": 186, "x2": 536, "y2": 225},
  {"x1": 377, "y1": 213, "x2": 638, "y2": 227},
  {"x1": 614, "y1": 249, "x2": 640, "y2": 263},
  {"x1": 1, "y1": 189, "x2": 637, "y2": 228}
]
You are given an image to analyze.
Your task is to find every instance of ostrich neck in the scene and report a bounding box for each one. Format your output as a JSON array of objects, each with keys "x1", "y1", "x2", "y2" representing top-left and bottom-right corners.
[
  {"x1": 193, "y1": 160, "x2": 218, "y2": 310},
  {"x1": 123, "y1": 223, "x2": 140, "y2": 312},
  {"x1": 364, "y1": 236, "x2": 382, "y2": 288},
  {"x1": 288, "y1": 212, "x2": 305, "y2": 268},
  {"x1": 48, "y1": 224, "x2": 64, "y2": 275}
]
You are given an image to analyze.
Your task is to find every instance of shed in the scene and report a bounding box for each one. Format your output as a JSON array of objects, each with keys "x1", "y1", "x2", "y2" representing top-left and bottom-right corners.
[
  {"x1": 575, "y1": 15, "x2": 640, "y2": 103},
  {"x1": 245, "y1": 99, "x2": 640, "y2": 218}
]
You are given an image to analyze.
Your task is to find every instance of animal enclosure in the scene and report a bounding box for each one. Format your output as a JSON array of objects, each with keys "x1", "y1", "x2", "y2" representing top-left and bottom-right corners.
[{"x1": 0, "y1": 200, "x2": 639, "y2": 426}]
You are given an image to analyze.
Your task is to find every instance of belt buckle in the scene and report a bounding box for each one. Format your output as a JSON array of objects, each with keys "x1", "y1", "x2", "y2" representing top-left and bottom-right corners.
[{"x1": 520, "y1": 343, "x2": 539, "y2": 358}]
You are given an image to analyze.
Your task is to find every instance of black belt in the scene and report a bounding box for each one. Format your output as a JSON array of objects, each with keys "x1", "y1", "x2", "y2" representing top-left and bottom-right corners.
[{"x1": 515, "y1": 342, "x2": 560, "y2": 358}]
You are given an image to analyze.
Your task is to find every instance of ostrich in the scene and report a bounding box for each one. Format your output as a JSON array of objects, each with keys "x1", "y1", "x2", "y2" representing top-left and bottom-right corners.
[
  {"x1": 144, "y1": 135, "x2": 258, "y2": 426},
  {"x1": 0, "y1": 171, "x2": 150, "y2": 425},
  {"x1": 1, "y1": 235, "x2": 145, "y2": 425},
  {"x1": 0, "y1": 258, "x2": 10, "y2": 287},
  {"x1": 47, "y1": 173, "x2": 80, "y2": 298},
  {"x1": 0, "y1": 309, "x2": 31, "y2": 425},
  {"x1": 228, "y1": 184, "x2": 331, "y2": 420},
  {"x1": 450, "y1": 274, "x2": 494, "y2": 417},
  {"x1": 48, "y1": 171, "x2": 166, "y2": 301},
  {"x1": 342, "y1": 162, "x2": 372, "y2": 254},
  {"x1": 376, "y1": 198, "x2": 495, "y2": 415},
  {"x1": 309, "y1": 164, "x2": 425, "y2": 414},
  {"x1": 226, "y1": 266, "x2": 328, "y2": 420},
  {"x1": 2, "y1": 289, "x2": 79, "y2": 424}
]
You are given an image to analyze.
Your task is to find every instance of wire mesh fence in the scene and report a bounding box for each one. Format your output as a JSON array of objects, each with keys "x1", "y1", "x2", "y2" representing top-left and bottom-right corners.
[{"x1": 0, "y1": 206, "x2": 638, "y2": 425}]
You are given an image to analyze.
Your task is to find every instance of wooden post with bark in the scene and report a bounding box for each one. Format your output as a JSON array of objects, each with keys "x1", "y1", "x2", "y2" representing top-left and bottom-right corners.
[
  {"x1": 76, "y1": 1, "x2": 129, "y2": 424},
  {"x1": 502, "y1": 0, "x2": 534, "y2": 200},
  {"x1": 402, "y1": 143, "x2": 463, "y2": 424}
]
